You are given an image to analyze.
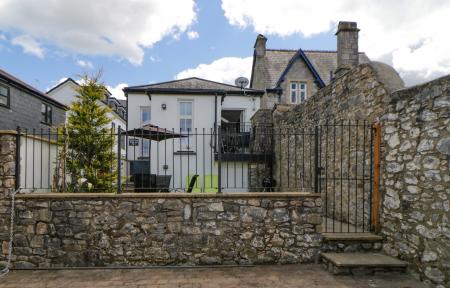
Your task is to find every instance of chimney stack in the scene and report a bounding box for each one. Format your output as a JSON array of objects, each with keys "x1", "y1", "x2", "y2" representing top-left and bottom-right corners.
[
  {"x1": 254, "y1": 34, "x2": 267, "y2": 57},
  {"x1": 335, "y1": 21, "x2": 359, "y2": 76}
]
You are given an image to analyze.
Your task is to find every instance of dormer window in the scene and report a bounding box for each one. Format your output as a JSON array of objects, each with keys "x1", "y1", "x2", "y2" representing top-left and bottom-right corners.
[{"x1": 290, "y1": 82, "x2": 307, "y2": 104}]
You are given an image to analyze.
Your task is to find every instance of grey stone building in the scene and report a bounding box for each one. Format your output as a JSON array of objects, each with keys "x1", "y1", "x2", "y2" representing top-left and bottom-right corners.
[
  {"x1": 0, "y1": 69, "x2": 67, "y2": 131},
  {"x1": 250, "y1": 22, "x2": 370, "y2": 109}
]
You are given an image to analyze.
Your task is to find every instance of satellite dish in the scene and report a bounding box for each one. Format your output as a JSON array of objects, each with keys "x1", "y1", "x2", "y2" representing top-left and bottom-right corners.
[{"x1": 235, "y1": 77, "x2": 249, "y2": 88}]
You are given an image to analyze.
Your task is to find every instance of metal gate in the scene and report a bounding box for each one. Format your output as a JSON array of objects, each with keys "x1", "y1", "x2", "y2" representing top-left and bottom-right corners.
[{"x1": 316, "y1": 121, "x2": 380, "y2": 233}]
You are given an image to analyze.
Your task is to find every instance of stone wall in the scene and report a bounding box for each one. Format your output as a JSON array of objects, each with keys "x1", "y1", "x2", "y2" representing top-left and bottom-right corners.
[
  {"x1": 266, "y1": 62, "x2": 404, "y2": 228},
  {"x1": 381, "y1": 75, "x2": 450, "y2": 287},
  {"x1": 0, "y1": 193, "x2": 322, "y2": 268},
  {"x1": 249, "y1": 109, "x2": 273, "y2": 191}
]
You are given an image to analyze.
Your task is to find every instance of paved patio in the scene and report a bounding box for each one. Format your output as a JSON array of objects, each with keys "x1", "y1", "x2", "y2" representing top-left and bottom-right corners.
[{"x1": 0, "y1": 264, "x2": 426, "y2": 288}]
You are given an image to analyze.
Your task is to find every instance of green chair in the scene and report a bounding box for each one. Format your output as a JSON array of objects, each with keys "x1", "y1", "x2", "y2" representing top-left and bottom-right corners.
[
  {"x1": 185, "y1": 175, "x2": 201, "y2": 193},
  {"x1": 203, "y1": 175, "x2": 218, "y2": 193}
]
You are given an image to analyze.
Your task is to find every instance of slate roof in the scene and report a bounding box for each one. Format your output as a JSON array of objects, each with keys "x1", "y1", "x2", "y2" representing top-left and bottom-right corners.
[
  {"x1": 0, "y1": 68, "x2": 67, "y2": 109},
  {"x1": 124, "y1": 77, "x2": 264, "y2": 95},
  {"x1": 256, "y1": 49, "x2": 370, "y2": 88}
]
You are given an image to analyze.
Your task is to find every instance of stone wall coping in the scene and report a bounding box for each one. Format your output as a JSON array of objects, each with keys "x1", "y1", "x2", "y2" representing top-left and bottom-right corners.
[
  {"x1": 0, "y1": 130, "x2": 18, "y2": 135},
  {"x1": 15, "y1": 192, "x2": 320, "y2": 199}
]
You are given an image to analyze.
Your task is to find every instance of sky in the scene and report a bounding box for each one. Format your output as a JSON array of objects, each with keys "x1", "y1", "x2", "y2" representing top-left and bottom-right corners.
[{"x1": 1, "y1": 0, "x2": 450, "y2": 100}]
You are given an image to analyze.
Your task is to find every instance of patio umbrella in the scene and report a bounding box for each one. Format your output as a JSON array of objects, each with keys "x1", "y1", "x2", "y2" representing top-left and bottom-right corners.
[{"x1": 122, "y1": 123, "x2": 186, "y2": 141}]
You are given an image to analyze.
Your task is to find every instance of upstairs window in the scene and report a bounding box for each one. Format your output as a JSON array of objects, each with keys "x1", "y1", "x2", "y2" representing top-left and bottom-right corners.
[
  {"x1": 140, "y1": 106, "x2": 151, "y2": 157},
  {"x1": 0, "y1": 83, "x2": 9, "y2": 107},
  {"x1": 140, "y1": 106, "x2": 151, "y2": 125},
  {"x1": 290, "y1": 82, "x2": 307, "y2": 104},
  {"x1": 179, "y1": 101, "x2": 193, "y2": 150},
  {"x1": 41, "y1": 103, "x2": 52, "y2": 125}
]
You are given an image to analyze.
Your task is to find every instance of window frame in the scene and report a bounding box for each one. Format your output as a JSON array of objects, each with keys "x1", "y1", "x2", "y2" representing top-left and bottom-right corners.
[
  {"x1": 289, "y1": 81, "x2": 308, "y2": 104},
  {"x1": 178, "y1": 100, "x2": 194, "y2": 151},
  {"x1": 140, "y1": 106, "x2": 151, "y2": 126},
  {"x1": 41, "y1": 103, "x2": 53, "y2": 125},
  {"x1": 0, "y1": 83, "x2": 10, "y2": 108}
]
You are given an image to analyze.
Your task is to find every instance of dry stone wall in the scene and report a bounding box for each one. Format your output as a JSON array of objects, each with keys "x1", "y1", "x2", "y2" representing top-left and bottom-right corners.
[
  {"x1": 381, "y1": 75, "x2": 450, "y2": 288},
  {"x1": 0, "y1": 193, "x2": 322, "y2": 268}
]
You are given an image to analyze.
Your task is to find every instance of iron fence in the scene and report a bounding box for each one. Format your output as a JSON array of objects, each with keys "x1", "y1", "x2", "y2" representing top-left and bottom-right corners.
[{"x1": 13, "y1": 121, "x2": 375, "y2": 232}]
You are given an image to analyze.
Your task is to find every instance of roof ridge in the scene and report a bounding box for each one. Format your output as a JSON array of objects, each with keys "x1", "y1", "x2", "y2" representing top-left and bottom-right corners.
[
  {"x1": 267, "y1": 49, "x2": 367, "y2": 54},
  {"x1": 127, "y1": 77, "x2": 260, "y2": 91}
]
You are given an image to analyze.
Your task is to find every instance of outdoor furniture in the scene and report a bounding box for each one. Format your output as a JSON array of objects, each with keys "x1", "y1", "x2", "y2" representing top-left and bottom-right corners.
[
  {"x1": 154, "y1": 175, "x2": 172, "y2": 192},
  {"x1": 203, "y1": 175, "x2": 218, "y2": 193},
  {"x1": 134, "y1": 173, "x2": 156, "y2": 192},
  {"x1": 186, "y1": 175, "x2": 200, "y2": 193}
]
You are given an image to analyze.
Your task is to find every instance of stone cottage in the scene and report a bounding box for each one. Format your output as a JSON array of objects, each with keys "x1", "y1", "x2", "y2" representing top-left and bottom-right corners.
[{"x1": 250, "y1": 22, "x2": 370, "y2": 109}]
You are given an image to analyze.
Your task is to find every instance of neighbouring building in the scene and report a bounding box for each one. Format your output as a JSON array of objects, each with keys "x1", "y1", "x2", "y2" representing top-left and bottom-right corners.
[
  {"x1": 250, "y1": 22, "x2": 370, "y2": 109},
  {"x1": 46, "y1": 78, "x2": 127, "y2": 132},
  {"x1": 123, "y1": 77, "x2": 265, "y2": 192},
  {"x1": 0, "y1": 69, "x2": 67, "y2": 131}
]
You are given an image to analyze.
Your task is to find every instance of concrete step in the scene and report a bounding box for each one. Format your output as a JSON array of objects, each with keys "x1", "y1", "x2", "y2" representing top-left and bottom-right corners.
[
  {"x1": 321, "y1": 252, "x2": 408, "y2": 275},
  {"x1": 321, "y1": 232, "x2": 383, "y2": 253},
  {"x1": 322, "y1": 232, "x2": 383, "y2": 242}
]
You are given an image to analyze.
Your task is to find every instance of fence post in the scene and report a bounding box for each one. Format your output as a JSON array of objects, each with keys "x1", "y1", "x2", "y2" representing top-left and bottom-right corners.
[
  {"x1": 371, "y1": 122, "x2": 381, "y2": 233},
  {"x1": 217, "y1": 126, "x2": 222, "y2": 193},
  {"x1": 15, "y1": 126, "x2": 21, "y2": 190},
  {"x1": 117, "y1": 126, "x2": 122, "y2": 194},
  {"x1": 313, "y1": 126, "x2": 319, "y2": 193}
]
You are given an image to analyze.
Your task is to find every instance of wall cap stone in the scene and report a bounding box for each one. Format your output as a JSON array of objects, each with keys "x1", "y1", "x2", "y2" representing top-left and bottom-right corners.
[{"x1": 16, "y1": 192, "x2": 321, "y2": 199}]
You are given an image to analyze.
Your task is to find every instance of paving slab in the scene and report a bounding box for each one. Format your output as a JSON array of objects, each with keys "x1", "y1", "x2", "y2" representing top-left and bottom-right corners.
[{"x1": 0, "y1": 264, "x2": 426, "y2": 288}]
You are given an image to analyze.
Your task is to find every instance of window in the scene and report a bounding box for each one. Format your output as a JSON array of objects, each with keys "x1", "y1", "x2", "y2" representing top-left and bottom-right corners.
[
  {"x1": 140, "y1": 106, "x2": 151, "y2": 157},
  {"x1": 0, "y1": 84, "x2": 9, "y2": 107},
  {"x1": 111, "y1": 122, "x2": 116, "y2": 132},
  {"x1": 41, "y1": 103, "x2": 52, "y2": 125},
  {"x1": 290, "y1": 82, "x2": 307, "y2": 104},
  {"x1": 140, "y1": 106, "x2": 151, "y2": 125},
  {"x1": 179, "y1": 101, "x2": 193, "y2": 150}
]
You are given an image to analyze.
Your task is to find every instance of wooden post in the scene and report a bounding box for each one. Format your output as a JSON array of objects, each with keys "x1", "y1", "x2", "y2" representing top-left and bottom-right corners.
[{"x1": 371, "y1": 122, "x2": 381, "y2": 233}]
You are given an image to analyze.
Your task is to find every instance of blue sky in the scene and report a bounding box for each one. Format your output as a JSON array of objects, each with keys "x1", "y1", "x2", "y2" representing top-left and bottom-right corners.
[{"x1": 0, "y1": 0, "x2": 449, "y2": 98}]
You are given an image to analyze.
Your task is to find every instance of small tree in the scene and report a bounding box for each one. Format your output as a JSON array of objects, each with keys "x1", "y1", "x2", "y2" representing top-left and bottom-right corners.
[{"x1": 64, "y1": 73, "x2": 117, "y2": 192}]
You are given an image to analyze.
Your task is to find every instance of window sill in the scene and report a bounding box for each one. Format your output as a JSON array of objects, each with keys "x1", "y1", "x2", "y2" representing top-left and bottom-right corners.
[
  {"x1": 174, "y1": 151, "x2": 196, "y2": 155},
  {"x1": 40, "y1": 122, "x2": 52, "y2": 126}
]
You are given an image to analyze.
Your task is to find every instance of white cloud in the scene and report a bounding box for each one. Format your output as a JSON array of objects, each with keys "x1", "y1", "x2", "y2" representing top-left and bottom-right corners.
[
  {"x1": 0, "y1": 34, "x2": 6, "y2": 41},
  {"x1": 221, "y1": 0, "x2": 450, "y2": 85},
  {"x1": 107, "y1": 83, "x2": 128, "y2": 100},
  {"x1": 187, "y1": 30, "x2": 199, "y2": 39},
  {"x1": 0, "y1": 0, "x2": 197, "y2": 65},
  {"x1": 176, "y1": 57, "x2": 253, "y2": 85},
  {"x1": 76, "y1": 60, "x2": 94, "y2": 69},
  {"x1": 11, "y1": 35, "x2": 44, "y2": 58}
]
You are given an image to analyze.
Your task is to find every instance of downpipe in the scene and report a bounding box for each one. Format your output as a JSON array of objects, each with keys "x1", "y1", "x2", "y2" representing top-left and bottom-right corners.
[{"x1": 0, "y1": 188, "x2": 20, "y2": 279}]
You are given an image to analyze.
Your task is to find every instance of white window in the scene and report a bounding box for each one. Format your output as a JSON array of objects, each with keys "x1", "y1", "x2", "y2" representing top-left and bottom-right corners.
[
  {"x1": 140, "y1": 106, "x2": 151, "y2": 125},
  {"x1": 179, "y1": 101, "x2": 193, "y2": 150},
  {"x1": 290, "y1": 82, "x2": 307, "y2": 104},
  {"x1": 140, "y1": 106, "x2": 151, "y2": 157}
]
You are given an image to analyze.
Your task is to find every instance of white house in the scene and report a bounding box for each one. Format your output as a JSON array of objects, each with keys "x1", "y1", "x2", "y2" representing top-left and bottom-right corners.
[
  {"x1": 47, "y1": 78, "x2": 127, "y2": 170},
  {"x1": 47, "y1": 78, "x2": 127, "y2": 132},
  {"x1": 123, "y1": 77, "x2": 264, "y2": 192}
]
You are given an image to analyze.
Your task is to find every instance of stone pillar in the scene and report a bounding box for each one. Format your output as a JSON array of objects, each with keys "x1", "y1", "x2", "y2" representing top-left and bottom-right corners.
[
  {"x1": 0, "y1": 131, "x2": 17, "y2": 265},
  {"x1": 0, "y1": 132, "x2": 16, "y2": 197},
  {"x1": 335, "y1": 21, "x2": 359, "y2": 76}
]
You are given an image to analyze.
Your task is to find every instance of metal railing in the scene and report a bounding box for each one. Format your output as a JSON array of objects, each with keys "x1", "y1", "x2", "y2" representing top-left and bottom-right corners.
[{"x1": 13, "y1": 121, "x2": 375, "y2": 233}]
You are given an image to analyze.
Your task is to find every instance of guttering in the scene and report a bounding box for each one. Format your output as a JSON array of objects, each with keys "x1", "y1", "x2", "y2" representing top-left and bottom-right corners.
[{"x1": 124, "y1": 88, "x2": 264, "y2": 96}]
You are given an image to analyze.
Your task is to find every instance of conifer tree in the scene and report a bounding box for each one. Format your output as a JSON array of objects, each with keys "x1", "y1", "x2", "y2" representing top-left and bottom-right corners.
[{"x1": 64, "y1": 72, "x2": 116, "y2": 192}]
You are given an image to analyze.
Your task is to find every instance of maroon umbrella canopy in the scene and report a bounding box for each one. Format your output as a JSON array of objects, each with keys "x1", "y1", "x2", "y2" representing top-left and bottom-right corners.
[{"x1": 122, "y1": 123, "x2": 186, "y2": 141}]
